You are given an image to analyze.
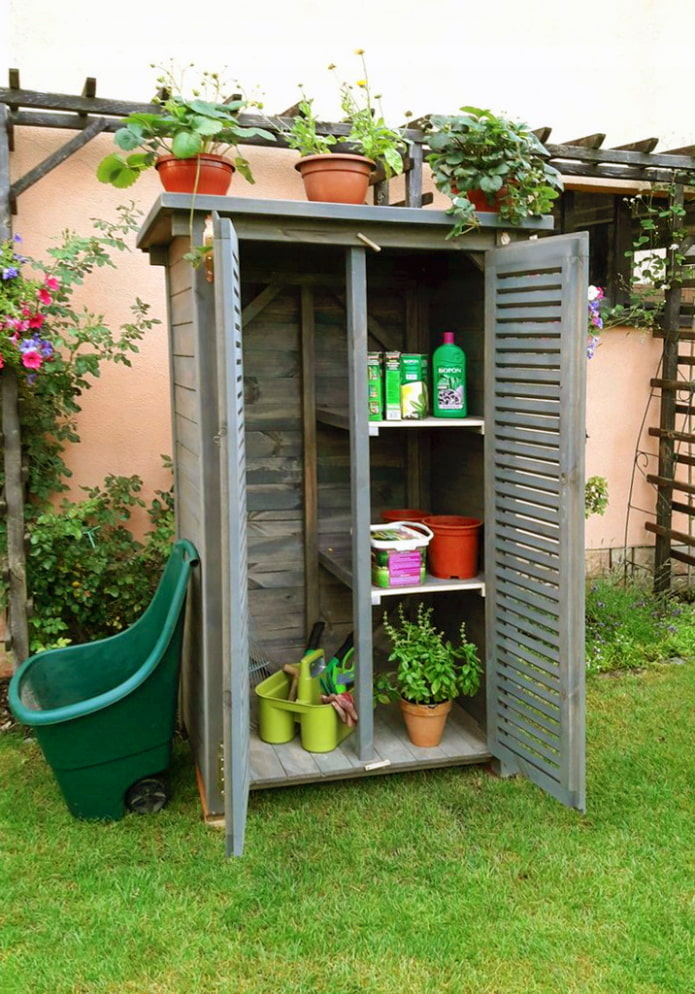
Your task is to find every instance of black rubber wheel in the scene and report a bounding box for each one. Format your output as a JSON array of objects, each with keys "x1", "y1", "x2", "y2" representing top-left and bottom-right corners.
[{"x1": 125, "y1": 776, "x2": 170, "y2": 815}]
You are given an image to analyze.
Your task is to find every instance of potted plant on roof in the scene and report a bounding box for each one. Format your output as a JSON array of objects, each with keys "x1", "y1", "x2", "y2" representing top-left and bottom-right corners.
[
  {"x1": 97, "y1": 63, "x2": 275, "y2": 195},
  {"x1": 424, "y1": 106, "x2": 563, "y2": 238},
  {"x1": 374, "y1": 602, "x2": 482, "y2": 747},
  {"x1": 286, "y1": 50, "x2": 407, "y2": 205}
]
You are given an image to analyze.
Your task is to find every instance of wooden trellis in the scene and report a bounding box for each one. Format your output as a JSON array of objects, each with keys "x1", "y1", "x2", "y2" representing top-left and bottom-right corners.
[{"x1": 2, "y1": 72, "x2": 695, "y2": 668}]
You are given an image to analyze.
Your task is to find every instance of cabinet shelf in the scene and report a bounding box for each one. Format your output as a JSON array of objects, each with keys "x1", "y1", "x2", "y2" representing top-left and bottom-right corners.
[
  {"x1": 319, "y1": 537, "x2": 485, "y2": 605},
  {"x1": 317, "y1": 408, "x2": 485, "y2": 436}
]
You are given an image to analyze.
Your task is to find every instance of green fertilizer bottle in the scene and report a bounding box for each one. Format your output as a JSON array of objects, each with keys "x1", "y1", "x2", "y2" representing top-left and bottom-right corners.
[{"x1": 432, "y1": 331, "x2": 467, "y2": 418}]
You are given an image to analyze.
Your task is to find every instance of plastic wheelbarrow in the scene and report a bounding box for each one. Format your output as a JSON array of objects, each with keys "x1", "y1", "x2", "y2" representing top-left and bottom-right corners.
[{"x1": 9, "y1": 539, "x2": 199, "y2": 821}]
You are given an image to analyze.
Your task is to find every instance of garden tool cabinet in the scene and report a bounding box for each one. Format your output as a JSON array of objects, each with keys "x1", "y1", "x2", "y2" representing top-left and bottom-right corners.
[{"x1": 138, "y1": 196, "x2": 588, "y2": 855}]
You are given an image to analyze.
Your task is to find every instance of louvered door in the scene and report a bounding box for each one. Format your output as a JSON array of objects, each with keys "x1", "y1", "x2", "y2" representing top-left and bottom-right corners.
[
  {"x1": 213, "y1": 214, "x2": 251, "y2": 855},
  {"x1": 484, "y1": 232, "x2": 588, "y2": 810}
]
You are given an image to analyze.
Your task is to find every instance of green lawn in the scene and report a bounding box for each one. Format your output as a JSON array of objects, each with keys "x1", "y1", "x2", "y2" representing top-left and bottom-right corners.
[{"x1": 1, "y1": 662, "x2": 693, "y2": 994}]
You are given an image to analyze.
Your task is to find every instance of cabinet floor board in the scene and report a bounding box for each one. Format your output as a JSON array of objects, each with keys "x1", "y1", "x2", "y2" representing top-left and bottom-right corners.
[{"x1": 249, "y1": 702, "x2": 491, "y2": 789}]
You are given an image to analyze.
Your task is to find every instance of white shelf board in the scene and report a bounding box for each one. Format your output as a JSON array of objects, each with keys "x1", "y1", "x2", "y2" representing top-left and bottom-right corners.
[
  {"x1": 316, "y1": 408, "x2": 485, "y2": 436},
  {"x1": 318, "y1": 543, "x2": 484, "y2": 605}
]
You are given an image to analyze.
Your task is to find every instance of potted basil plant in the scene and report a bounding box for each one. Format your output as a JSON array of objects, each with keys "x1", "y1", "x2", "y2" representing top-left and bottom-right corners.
[
  {"x1": 375, "y1": 602, "x2": 482, "y2": 747},
  {"x1": 425, "y1": 106, "x2": 563, "y2": 238},
  {"x1": 97, "y1": 65, "x2": 275, "y2": 195}
]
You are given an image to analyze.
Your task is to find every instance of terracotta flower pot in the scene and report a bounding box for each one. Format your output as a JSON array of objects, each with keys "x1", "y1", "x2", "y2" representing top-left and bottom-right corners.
[
  {"x1": 465, "y1": 187, "x2": 511, "y2": 213},
  {"x1": 155, "y1": 154, "x2": 235, "y2": 196},
  {"x1": 399, "y1": 698, "x2": 452, "y2": 747},
  {"x1": 381, "y1": 508, "x2": 431, "y2": 524},
  {"x1": 422, "y1": 515, "x2": 482, "y2": 579},
  {"x1": 295, "y1": 153, "x2": 375, "y2": 204}
]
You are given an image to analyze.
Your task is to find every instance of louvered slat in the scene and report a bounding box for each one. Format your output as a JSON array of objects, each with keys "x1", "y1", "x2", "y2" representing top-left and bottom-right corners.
[
  {"x1": 485, "y1": 232, "x2": 587, "y2": 811},
  {"x1": 214, "y1": 215, "x2": 251, "y2": 858}
]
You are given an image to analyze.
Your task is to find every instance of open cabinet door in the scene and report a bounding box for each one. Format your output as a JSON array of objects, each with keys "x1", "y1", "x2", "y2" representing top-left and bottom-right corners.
[
  {"x1": 213, "y1": 213, "x2": 250, "y2": 855},
  {"x1": 484, "y1": 231, "x2": 588, "y2": 811}
]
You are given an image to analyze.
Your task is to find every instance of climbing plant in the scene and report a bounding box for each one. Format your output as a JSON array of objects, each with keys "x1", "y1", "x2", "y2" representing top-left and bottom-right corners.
[
  {"x1": 603, "y1": 181, "x2": 693, "y2": 331},
  {"x1": 0, "y1": 205, "x2": 172, "y2": 651}
]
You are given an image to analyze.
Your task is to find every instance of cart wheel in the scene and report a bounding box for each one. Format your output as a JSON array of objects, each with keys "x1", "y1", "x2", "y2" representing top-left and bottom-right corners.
[{"x1": 125, "y1": 776, "x2": 170, "y2": 815}]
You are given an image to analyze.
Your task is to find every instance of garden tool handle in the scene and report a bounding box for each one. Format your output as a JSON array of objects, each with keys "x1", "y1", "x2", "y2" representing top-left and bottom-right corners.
[
  {"x1": 334, "y1": 631, "x2": 354, "y2": 662},
  {"x1": 283, "y1": 664, "x2": 299, "y2": 702},
  {"x1": 306, "y1": 621, "x2": 325, "y2": 651}
]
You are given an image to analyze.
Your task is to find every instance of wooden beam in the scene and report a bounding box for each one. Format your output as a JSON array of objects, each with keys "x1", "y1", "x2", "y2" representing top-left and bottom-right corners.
[
  {"x1": 650, "y1": 379, "x2": 695, "y2": 392},
  {"x1": 277, "y1": 103, "x2": 301, "y2": 117},
  {"x1": 81, "y1": 77, "x2": 97, "y2": 100},
  {"x1": 610, "y1": 138, "x2": 659, "y2": 153},
  {"x1": 547, "y1": 142, "x2": 695, "y2": 171},
  {"x1": 646, "y1": 520, "x2": 695, "y2": 548},
  {"x1": 648, "y1": 427, "x2": 695, "y2": 443},
  {"x1": 8, "y1": 69, "x2": 20, "y2": 90},
  {"x1": 300, "y1": 285, "x2": 320, "y2": 632},
  {"x1": 0, "y1": 105, "x2": 10, "y2": 232},
  {"x1": 0, "y1": 86, "x2": 154, "y2": 118},
  {"x1": 669, "y1": 547, "x2": 695, "y2": 568},
  {"x1": 654, "y1": 183, "x2": 686, "y2": 592},
  {"x1": 533, "y1": 127, "x2": 553, "y2": 144},
  {"x1": 670, "y1": 499, "x2": 695, "y2": 516},
  {"x1": 240, "y1": 281, "x2": 284, "y2": 325},
  {"x1": 647, "y1": 474, "x2": 695, "y2": 497},
  {"x1": 661, "y1": 144, "x2": 695, "y2": 156},
  {"x1": 1, "y1": 370, "x2": 29, "y2": 668},
  {"x1": 10, "y1": 116, "x2": 107, "y2": 198},
  {"x1": 558, "y1": 133, "x2": 606, "y2": 148}
]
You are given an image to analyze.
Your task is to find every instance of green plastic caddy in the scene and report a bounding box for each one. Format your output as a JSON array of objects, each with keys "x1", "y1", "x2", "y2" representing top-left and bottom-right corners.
[{"x1": 9, "y1": 539, "x2": 199, "y2": 821}]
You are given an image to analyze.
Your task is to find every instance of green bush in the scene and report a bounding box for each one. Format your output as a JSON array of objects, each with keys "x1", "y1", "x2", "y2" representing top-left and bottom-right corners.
[
  {"x1": 0, "y1": 206, "x2": 167, "y2": 652},
  {"x1": 26, "y1": 469, "x2": 174, "y2": 652},
  {"x1": 585, "y1": 572, "x2": 695, "y2": 673}
]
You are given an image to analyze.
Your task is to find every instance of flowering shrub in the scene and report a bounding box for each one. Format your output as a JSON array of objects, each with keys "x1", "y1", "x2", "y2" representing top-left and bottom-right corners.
[
  {"x1": 587, "y1": 285, "x2": 604, "y2": 358},
  {"x1": 0, "y1": 235, "x2": 59, "y2": 378}
]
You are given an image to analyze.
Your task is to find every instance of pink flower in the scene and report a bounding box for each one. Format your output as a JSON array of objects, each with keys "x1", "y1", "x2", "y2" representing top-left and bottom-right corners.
[
  {"x1": 44, "y1": 275, "x2": 60, "y2": 291},
  {"x1": 21, "y1": 350, "x2": 43, "y2": 370},
  {"x1": 28, "y1": 313, "x2": 45, "y2": 328},
  {"x1": 36, "y1": 287, "x2": 52, "y2": 306},
  {"x1": 0, "y1": 354, "x2": 4, "y2": 369}
]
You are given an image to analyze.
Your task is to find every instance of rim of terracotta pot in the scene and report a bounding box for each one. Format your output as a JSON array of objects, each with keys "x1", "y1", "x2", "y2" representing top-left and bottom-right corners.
[
  {"x1": 422, "y1": 515, "x2": 482, "y2": 532},
  {"x1": 155, "y1": 153, "x2": 235, "y2": 195},
  {"x1": 294, "y1": 152, "x2": 376, "y2": 173},
  {"x1": 155, "y1": 153, "x2": 235, "y2": 169}
]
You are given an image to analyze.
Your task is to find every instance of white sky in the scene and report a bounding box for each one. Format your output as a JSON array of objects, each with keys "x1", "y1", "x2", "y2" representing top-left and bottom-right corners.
[{"x1": 6, "y1": 0, "x2": 695, "y2": 150}]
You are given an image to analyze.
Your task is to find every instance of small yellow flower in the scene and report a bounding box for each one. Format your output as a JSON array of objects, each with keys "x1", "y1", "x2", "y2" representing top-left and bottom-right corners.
[
  {"x1": 327, "y1": 63, "x2": 336, "y2": 70},
  {"x1": 356, "y1": 79, "x2": 367, "y2": 88},
  {"x1": 354, "y1": 48, "x2": 365, "y2": 55}
]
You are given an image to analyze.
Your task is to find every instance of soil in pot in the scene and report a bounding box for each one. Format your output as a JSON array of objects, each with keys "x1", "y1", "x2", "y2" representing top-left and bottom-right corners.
[
  {"x1": 155, "y1": 154, "x2": 235, "y2": 195},
  {"x1": 399, "y1": 698, "x2": 452, "y2": 747},
  {"x1": 295, "y1": 153, "x2": 375, "y2": 204},
  {"x1": 423, "y1": 515, "x2": 482, "y2": 579}
]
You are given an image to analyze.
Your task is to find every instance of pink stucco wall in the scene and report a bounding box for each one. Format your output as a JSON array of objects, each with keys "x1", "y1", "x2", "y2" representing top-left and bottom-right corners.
[{"x1": 584, "y1": 327, "x2": 661, "y2": 552}]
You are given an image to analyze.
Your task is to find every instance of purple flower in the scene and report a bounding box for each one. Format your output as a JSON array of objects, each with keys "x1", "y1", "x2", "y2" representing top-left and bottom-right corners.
[{"x1": 2, "y1": 266, "x2": 19, "y2": 280}]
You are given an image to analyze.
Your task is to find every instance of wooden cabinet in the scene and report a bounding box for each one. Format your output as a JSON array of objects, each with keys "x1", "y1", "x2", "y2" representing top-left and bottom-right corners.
[{"x1": 138, "y1": 196, "x2": 588, "y2": 855}]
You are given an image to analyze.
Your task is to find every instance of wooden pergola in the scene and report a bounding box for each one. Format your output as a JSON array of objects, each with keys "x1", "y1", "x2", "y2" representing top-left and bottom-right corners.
[{"x1": 2, "y1": 72, "x2": 695, "y2": 668}]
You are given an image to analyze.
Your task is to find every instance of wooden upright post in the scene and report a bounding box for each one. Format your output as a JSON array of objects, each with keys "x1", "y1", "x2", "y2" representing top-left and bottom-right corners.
[
  {"x1": 653, "y1": 183, "x2": 685, "y2": 593},
  {"x1": 0, "y1": 103, "x2": 30, "y2": 668}
]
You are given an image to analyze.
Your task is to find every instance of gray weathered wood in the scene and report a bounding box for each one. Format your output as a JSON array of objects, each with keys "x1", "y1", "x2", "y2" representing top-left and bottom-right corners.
[
  {"x1": 214, "y1": 214, "x2": 251, "y2": 858},
  {"x1": 248, "y1": 702, "x2": 489, "y2": 787},
  {"x1": 485, "y1": 232, "x2": 588, "y2": 812},
  {"x1": 346, "y1": 247, "x2": 374, "y2": 762},
  {"x1": 10, "y1": 117, "x2": 107, "y2": 199},
  {"x1": 0, "y1": 106, "x2": 29, "y2": 669},
  {"x1": 300, "y1": 286, "x2": 320, "y2": 632}
]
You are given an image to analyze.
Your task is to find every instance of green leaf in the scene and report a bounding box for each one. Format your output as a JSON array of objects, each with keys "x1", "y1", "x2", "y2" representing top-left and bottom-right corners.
[
  {"x1": 170, "y1": 131, "x2": 203, "y2": 158},
  {"x1": 95, "y1": 155, "x2": 139, "y2": 188}
]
